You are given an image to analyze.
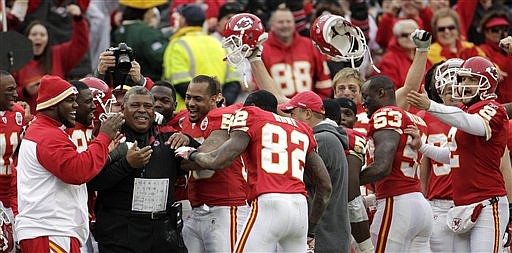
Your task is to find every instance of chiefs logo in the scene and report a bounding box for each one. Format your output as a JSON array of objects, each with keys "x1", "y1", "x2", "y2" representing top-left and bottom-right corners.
[
  {"x1": 15, "y1": 112, "x2": 23, "y2": 126},
  {"x1": 233, "y1": 17, "x2": 254, "y2": 33},
  {"x1": 200, "y1": 117, "x2": 208, "y2": 131},
  {"x1": 451, "y1": 218, "x2": 462, "y2": 231},
  {"x1": 485, "y1": 66, "x2": 499, "y2": 81}
]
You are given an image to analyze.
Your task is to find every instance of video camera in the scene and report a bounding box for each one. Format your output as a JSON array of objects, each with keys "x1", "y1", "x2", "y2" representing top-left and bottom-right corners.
[{"x1": 108, "y1": 43, "x2": 134, "y2": 74}]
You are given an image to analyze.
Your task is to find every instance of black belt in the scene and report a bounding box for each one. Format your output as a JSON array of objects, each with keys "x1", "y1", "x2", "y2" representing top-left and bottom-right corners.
[{"x1": 129, "y1": 210, "x2": 169, "y2": 220}]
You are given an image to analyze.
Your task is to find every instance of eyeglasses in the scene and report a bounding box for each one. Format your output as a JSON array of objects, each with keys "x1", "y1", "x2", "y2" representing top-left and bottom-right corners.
[
  {"x1": 487, "y1": 27, "x2": 509, "y2": 34},
  {"x1": 437, "y1": 25, "x2": 457, "y2": 32}
]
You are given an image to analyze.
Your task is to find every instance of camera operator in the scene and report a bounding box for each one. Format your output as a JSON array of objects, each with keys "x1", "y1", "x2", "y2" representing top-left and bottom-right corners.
[{"x1": 94, "y1": 47, "x2": 154, "y2": 89}]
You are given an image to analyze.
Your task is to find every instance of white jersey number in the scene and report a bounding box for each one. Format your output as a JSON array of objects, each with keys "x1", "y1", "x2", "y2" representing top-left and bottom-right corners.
[{"x1": 260, "y1": 123, "x2": 309, "y2": 181}]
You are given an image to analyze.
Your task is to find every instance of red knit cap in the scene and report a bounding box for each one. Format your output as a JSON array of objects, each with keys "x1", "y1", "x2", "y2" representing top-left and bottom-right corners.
[{"x1": 36, "y1": 75, "x2": 78, "y2": 111}]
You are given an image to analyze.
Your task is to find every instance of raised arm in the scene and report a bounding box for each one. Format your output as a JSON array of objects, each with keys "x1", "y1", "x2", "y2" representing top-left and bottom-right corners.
[
  {"x1": 396, "y1": 29, "x2": 431, "y2": 110},
  {"x1": 250, "y1": 59, "x2": 289, "y2": 104}
]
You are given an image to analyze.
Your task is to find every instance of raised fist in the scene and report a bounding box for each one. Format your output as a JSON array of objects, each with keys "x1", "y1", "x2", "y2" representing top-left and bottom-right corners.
[{"x1": 411, "y1": 29, "x2": 432, "y2": 52}]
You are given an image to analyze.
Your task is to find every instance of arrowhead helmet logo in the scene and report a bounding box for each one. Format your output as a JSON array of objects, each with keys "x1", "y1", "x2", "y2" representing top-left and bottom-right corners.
[{"x1": 233, "y1": 17, "x2": 254, "y2": 34}]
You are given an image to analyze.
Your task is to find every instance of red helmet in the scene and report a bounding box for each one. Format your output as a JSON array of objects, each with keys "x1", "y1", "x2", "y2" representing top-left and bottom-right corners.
[
  {"x1": 434, "y1": 58, "x2": 464, "y2": 95},
  {"x1": 0, "y1": 207, "x2": 13, "y2": 253},
  {"x1": 453, "y1": 56, "x2": 499, "y2": 100},
  {"x1": 222, "y1": 13, "x2": 266, "y2": 67},
  {"x1": 80, "y1": 77, "x2": 116, "y2": 122},
  {"x1": 310, "y1": 14, "x2": 367, "y2": 67}
]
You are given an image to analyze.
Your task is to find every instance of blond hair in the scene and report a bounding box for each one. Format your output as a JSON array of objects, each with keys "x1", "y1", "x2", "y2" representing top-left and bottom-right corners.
[{"x1": 332, "y1": 68, "x2": 365, "y2": 89}]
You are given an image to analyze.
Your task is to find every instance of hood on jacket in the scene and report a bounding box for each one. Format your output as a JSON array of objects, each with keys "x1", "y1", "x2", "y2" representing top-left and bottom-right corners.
[{"x1": 313, "y1": 118, "x2": 348, "y2": 150}]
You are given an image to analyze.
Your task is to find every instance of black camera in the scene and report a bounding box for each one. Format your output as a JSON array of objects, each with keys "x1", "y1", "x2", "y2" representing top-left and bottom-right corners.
[{"x1": 109, "y1": 43, "x2": 134, "y2": 74}]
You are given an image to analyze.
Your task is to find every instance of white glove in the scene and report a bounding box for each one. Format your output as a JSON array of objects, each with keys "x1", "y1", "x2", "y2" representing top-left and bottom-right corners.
[
  {"x1": 175, "y1": 146, "x2": 197, "y2": 160},
  {"x1": 411, "y1": 29, "x2": 432, "y2": 52},
  {"x1": 154, "y1": 111, "x2": 164, "y2": 125},
  {"x1": 247, "y1": 32, "x2": 268, "y2": 62}
]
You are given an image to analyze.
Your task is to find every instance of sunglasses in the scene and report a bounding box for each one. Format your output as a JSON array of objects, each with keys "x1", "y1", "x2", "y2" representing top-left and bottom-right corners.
[
  {"x1": 487, "y1": 27, "x2": 509, "y2": 34},
  {"x1": 399, "y1": 32, "x2": 412, "y2": 38},
  {"x1": 437, "y1": 25, "x2": 457, "y2": 32}
]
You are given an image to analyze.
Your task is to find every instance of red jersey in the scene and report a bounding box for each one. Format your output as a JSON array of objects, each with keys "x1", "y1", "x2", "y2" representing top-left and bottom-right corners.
[
  {"x1": 182, "y1": 104, "x2": 248, "y2": 207},
  {"x1": 230, "y1": 106, "x2": 317, "y2": 201},
  {"x1": 508, "y1": 120, "x2": 512, "y2": 149},
  {"x1": 66, "y1": 122, "x2": 94, "y2": 153},
  {"x1": 345, "y1": 127, "x2": 367, "y2": 163},
  {"x1": 165, "y1": 109, "x2": 188, "y2": 201},
  {"x1": 367, "y1": 106, "x2": 427, "y2": 199},
  {"x1": 450, "y1": 100, "x2": 508, "y2": 205},
  {"x1": 417, "y1": 111, "x2": 453, "y2": 200},
  {"x1": 0, "y1": 104, "x2": 25, "y2": 207},
  {"x1": 353, "y1": 104, "x2": 369, "y2": 135},
  {"x1": 261, "y1": 32, "x2": 331, "y2": 98},
  {"x1": 167, "y1": 109, "x2": 188, "y2": 132},
  {"x1": 65, "y1": 122, "x2": 96, "y2": 222}
]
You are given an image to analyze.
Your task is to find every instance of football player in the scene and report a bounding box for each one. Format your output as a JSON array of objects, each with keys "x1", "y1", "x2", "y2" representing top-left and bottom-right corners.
[
  {"x1": 176, "y1": 90, "x2": 332, "y2": 252},
  {"x1": 359, "y1": 75, "x2": 432, "y2": 252},
  {"x1": 408, "y1": 56, "x2": 509, "y2": 252},
  {"x1": 176, "y1": 75, "x2": 248, "y2": 253},
  {"x1": 0, "y1": 70, "x2": 27, "y2": 253}
]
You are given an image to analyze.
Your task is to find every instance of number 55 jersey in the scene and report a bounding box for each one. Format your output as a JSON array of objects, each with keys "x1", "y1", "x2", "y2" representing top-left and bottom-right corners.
[{"x1": 229, "y1": 106, "x2": 317, "y2": 202}]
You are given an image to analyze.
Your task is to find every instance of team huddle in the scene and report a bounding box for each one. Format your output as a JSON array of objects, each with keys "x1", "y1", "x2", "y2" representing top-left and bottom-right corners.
[{"x1": 1, "y1": 8, "x2": 512, "y2": 253}]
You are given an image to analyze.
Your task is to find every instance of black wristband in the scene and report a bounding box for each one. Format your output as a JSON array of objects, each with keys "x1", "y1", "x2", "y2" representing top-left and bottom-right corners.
[{"x1": 189, "y1": 150, "x2": 198, "y2": 161}]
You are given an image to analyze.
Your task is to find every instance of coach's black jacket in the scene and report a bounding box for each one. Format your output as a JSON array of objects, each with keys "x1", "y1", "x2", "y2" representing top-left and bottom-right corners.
[{"x1": 87, "y1": 124, "x2": 199, "y2": 253}]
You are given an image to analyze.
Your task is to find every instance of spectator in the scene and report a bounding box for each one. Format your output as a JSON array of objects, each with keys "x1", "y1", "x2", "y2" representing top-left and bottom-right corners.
[
  {"x1": 280, "y1": 91, "x2": 351, "y2": 253},
  {"x1": 94, "y1": 50, "x2": 154, "y2": 89},
  {"x1": 20, "y1": 0, "x2": 92, "y2": 78},
  {"x1": 86, "y1": 1, "x2": 119, "y2": 72},
  {"x1": 0, "y1": 0, "x2": 29, "y2": 31},
  {"x1": 13, "y1": 4, "x2": 89, "y2": 114},
  {"x1": 261, "y1": 7, "x2": 332, "y2": 99},
  {"x1": 163, "y1": 4, "x2": 240, "y2": 110},
  {"x1": 418, "y1": 0, "x2": 450, "y2": 33},
  {"x1": 113, "y1": 0, "x2": 169, "y2": 81},
  {"x1": 88, "y1": 86, "x2": 196, "y2": 253},
  {"x1": 455, "y1": 0, "x2": 500, "y2": 45},
  {"x1": 479, "y1": 10, "x2": 512, "y2": 104},
  {"x1": 377, "y1": 19, "x2": 432, "y2": 90},
  {"x1": 427, "y1": 8, "x2": 486, "y2": 64},
  {"x1": 375, "y1": 0, "x2": 425, "y2": 50},
  {"x1": 15, "y1": 75, "x2": 123, "y2": 252}
]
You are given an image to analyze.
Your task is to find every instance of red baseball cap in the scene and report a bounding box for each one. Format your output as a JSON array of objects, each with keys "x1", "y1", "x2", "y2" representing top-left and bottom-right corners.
[
  {"x1": 278, "y1": 91, "x2": 325, "y2": 114},
  {"x1": 485, "y1": 17, "x2": 510, "y2": 28}
]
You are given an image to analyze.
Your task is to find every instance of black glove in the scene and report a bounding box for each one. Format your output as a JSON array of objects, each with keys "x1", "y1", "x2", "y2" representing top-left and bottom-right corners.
[{"x1": 411, "y1": 29, "x2": 432, "y2": 52}]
